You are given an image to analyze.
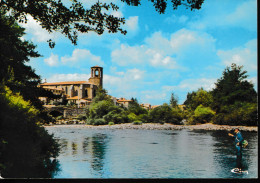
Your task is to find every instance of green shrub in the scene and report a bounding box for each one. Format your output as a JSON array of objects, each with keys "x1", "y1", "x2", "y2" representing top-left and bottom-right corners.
[
  {"x1": 137, "y1": 113, "x2": 150, "y2": 123},
  {"x1": 87, "y1": 118, "x2": 107, "y2": 126},
  {"x1": 108, "y1": 122, "x2": 115, "y2": 125},
  {"x1": 56, "y1": 116, "x2": 63, "y2": 120},
  {"x1": 76, "y1": 114, "x2": 87, "y2": 121},
  {"x1": 132, "y1": 120, "x2": 142, "y2": 125},
  {"x1": 127, "y1": 113, "x2": 137, "y2": 122},
  {"x1": 103, "y1": 110, "x2": 129, "y2": 124},
  {"x1": 149, "y1": 103, "x2": 183, "y2": 124},
  {"x1": 213, "y1": 102, "x2": 257, "y2": 126},
  {"x1": 193, "y1": 105, "x2": 215, "y2": 124}
]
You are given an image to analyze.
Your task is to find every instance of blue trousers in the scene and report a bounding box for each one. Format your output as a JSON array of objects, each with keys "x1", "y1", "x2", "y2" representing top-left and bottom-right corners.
[{"x1": 236, "y1": 145, "x2": 242, "y2": 169}]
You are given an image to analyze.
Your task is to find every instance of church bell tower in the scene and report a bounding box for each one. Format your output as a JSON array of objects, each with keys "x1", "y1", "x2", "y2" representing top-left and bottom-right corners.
[{"x1": 88, "y1": 66, "x2": 103, "y2": 88}]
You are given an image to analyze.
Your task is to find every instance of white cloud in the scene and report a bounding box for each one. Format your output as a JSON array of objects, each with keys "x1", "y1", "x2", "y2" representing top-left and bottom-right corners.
[
  {"x1": 165, "y1": 15, "x2": 189, "y2": 24},
  {"x1": 247, "y1": 77, "x2": 257, "y2": 89},
  {"x1": 44, "y1": 49, "x2": 105, "y2": 69},
  {"x1": 61, "y1": 49, "x2": 104, "y2": 67},
  {"x1": 111, "y1": 29, "x2": 216, "y2": 69},
  {"x1": 145, "y1": 50, "x2": 178, "y2": 69},
  {"x1": 111, "y1": 10, "x2": 123, "y2": 18},
  {"x1": 140, "y1": 90, "x2": 167, "y2": 104},
  {"x1": 163, "y1": 78, "x2": 217, "y2": 92},
  {"x1": 47, "y1": 73, "x2": 91, "y2": 83},
  {"x1": 103, "y1": 68, "x2": 146, "y2": 99},
  {"x1": 170, "y1": 29, "x2": 216, "y2": 53},
  {"x1": 44, "y1": 53, "x2": 59, "y2": 66},
  {"x1": 217, "y1": 39, "x2": 257, "y2": 72},
  {"x1": 125, "y1": 16, "x2": 139, "y2": 32},
  {"x1": 111, "y1": 44, "x2": 146, "y2": 66},
  {"x1": 19, "y1": 15, "x2": 57, "y2": 42}
]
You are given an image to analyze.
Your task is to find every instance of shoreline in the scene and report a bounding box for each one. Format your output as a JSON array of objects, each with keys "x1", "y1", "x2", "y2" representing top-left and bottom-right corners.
[{"x1": 44, "y1": 123, "x2": 258, "y2": 132}]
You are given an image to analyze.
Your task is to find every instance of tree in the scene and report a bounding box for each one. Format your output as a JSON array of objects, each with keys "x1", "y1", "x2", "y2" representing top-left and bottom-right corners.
[
  {"x1": 0, "y1": 11, "x2": 60, "y2": 112},
  {"x1": 0, "y1": 0, "x2": 204, "y2": 47},
  {"x1": 92, "y1": 87, "x2": 112, "y2": 104},
  {"x1": 184, "y1": 88, "x2": 213, "y2": 110},
  {"x1": 169, "y1": 92, "x2": 178, "y2": 108},
  {"x1": 128, "y1": 97, "x2": 148, "y2": 115},
  {"x1": 211, "y1": 63, "x2": 257, "y2": 112},
  {"x1": 183, "y1": 91, "x2": 196, "y2": 107},
  {"x1": 211, "y1": 63, "x2": 257, "y2": 126},
  {"x1": 0, "y1": 13, "x2": 60, "y2": 177}
]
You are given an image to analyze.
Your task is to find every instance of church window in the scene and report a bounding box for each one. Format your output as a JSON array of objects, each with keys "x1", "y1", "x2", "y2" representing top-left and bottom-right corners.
[{"x1": 85, "y1": 90, "x2": 88, "y2": 97}]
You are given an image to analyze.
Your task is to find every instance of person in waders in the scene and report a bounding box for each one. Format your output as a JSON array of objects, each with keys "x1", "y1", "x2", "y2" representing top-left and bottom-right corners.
[{"x1": 228, "y1": 128, "x2": 244, "y2": 172}]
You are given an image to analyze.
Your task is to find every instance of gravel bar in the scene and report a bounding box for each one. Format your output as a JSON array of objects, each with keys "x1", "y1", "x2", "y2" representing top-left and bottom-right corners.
[{"x1": 44, "y1": 123, "x2": 257, "y2": 132}]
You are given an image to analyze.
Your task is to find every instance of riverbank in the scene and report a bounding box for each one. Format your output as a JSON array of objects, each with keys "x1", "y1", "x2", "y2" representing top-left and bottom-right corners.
[{"x1": 44, "y1": 123, "x2": 257, "y2": 132}]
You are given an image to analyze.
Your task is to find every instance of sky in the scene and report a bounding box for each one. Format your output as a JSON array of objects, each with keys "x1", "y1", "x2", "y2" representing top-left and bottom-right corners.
[{"x1": 21, "y1": 0, "x2": 257, "y2": 105}]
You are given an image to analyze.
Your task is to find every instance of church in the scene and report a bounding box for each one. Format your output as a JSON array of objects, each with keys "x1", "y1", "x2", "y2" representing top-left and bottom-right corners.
[{"x1": 39, "y1": 66, "x2": 103, "y2": 107}]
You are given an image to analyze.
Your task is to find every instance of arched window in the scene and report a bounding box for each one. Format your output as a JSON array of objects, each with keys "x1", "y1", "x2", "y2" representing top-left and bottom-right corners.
[{"x1": 95, "y1": 69, "x2": 99, "y2": 77}]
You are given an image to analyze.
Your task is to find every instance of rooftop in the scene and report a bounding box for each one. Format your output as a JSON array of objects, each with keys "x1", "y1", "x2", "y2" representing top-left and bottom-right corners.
[{"x1": 40, "y1": 81, "x2": 92, "y2": 86}]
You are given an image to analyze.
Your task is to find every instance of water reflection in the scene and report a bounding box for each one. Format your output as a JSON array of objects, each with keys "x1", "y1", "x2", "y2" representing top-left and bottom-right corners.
[
  {"x1": 90, "y1": 134, "x2": 108, "y2": 176},
  {"x1": 54, "y1": 131, "x2": 109, "y2": 178}
]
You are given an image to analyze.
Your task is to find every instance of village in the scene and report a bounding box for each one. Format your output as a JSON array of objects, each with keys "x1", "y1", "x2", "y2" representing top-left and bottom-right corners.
[{"x1": 38, "y1": 65, "x2": 164, "y2": 124}]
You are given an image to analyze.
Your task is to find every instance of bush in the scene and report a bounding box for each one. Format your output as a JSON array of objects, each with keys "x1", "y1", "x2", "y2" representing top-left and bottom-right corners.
[
  {"x1": 76, "y1": 114, "x2": 87, "y2": 121},
  {"x1": 87, "y1": 118, "x2": 107, "y2": 126},
  {"x1": 213, "y1": 102, "x2": 257, "y2": 126},
  {"x1": 108, "y1": 122, "x2": 114, "y2": 125},
  {"x1": 132, "y1": 120, "x2": 142, "y2": 125},
  {"x1": 103, "y1": 110, "x2": 128, "y2": 124},
  {"x1": 149, "y1": 103, "x2": 183, "y2": 124},
  {"x1": 193, "y1": 105, "x2": 215, "y2": 124},
  {"x1": 127, "y1": 113, "x2": 137, "y2": 122},
  {"x1": 137, "y1": 113, "x2": 150, "y2": 123}
]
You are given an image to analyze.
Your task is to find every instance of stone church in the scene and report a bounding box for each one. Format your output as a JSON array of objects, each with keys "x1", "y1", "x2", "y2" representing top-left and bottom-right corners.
[{"x1": 39, "y1": 66, "x2": 103, "y2": 107}]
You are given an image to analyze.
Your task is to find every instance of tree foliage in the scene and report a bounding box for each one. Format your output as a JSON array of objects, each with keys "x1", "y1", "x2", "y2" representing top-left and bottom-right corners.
[
  {"x1": 128, "y1": 97, "x2": 148, "y2": 115},
  {"x1": 149, "y1": 103, "x2": 182, "y2": 124},
  {"x1": 169, "y1": 92, "x2": 178, "y2": 108},
  {"x1": 0, "y1": 0, "x2": 204, "y2": 47},
  {"x1": 92, "y1": 87, "x2": 112, "y2": 104},
  {"x1": 0, "y1": 13, "x2": 60, "y2": 177},
  {"x1": 211, "y1": 63, "x2": 257, "y2": 112},
  {"x1": 0, "y1": 11, "x2": 60, "y2": 110},
  {"x1": 193, "y1": 104, "x2": 215, "y2": 124},
  {"x1": 184, "y1": 88, "x2": 213, "y2": 110},
  {"x1": 0, "y1": 86, "x2": 60, "y2": 178}
]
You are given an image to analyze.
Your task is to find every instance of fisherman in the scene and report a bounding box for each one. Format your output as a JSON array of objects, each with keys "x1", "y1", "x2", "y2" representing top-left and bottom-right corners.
[{"x1": 228, "y1": 128, "x2": 244, "y2": 172}]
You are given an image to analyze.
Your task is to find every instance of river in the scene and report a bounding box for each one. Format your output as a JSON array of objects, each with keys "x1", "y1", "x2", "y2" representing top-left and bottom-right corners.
[{"x1": 45, "y1": 126, "x2": 258, "y2": 178}]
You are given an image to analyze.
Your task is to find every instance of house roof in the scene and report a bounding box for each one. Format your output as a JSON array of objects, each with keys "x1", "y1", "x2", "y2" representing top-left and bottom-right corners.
[
  {"x1": 117, "y1": 99, "x2": 132, "y2": 102},
  {"x1": 40, "y1": 81, "x2": 92, "y2": 86},
  {"x1": 91, "y1": 65, "x2": 102, "y2": 68},
  {"x1": 67, "y1": 96, "x2": 79, "y2": 100}
]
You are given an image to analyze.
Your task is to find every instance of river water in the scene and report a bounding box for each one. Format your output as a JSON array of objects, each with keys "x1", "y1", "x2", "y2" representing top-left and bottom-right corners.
[{"x1": 45, "y1": 126, "x2": 258, "y2": 178}]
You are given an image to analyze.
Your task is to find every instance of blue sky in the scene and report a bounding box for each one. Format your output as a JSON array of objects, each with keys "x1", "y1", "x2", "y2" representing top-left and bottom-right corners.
[{"x1": 21, "y1": 0, "x2": 257, "y2": 105}]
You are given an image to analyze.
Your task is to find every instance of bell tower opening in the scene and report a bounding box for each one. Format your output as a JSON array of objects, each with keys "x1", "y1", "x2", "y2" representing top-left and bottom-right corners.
[{"x1": 89, "y1": 66, "x2": 103, "y2": 88}]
